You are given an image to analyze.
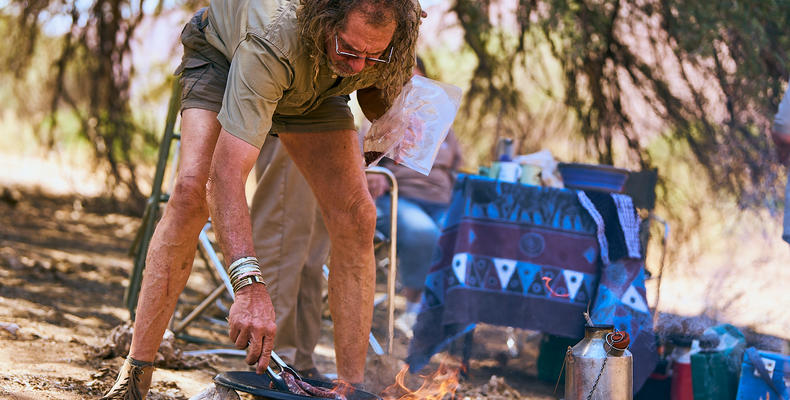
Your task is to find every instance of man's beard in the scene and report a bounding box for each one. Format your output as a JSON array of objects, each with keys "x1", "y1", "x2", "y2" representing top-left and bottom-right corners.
[{"x1": 327, "y1": 59, "x2": 356, "y2": 77}]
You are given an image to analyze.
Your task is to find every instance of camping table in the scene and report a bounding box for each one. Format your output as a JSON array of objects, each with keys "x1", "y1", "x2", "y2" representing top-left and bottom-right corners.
[{"x1": 405, "y1": 174, "x2": 657, "y2": 388}]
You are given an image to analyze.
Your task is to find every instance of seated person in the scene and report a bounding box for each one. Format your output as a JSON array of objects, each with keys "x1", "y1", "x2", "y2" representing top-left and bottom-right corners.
[{"x1": 366, "y1": 57, "x2": 464, "y2": 337}]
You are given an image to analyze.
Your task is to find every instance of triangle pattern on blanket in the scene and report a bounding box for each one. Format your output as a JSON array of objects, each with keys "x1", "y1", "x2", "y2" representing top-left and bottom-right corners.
[
  {"x1": 467, "y1": 256, "x2": 487, "y2": 287},
  {"x1": 493, "y1": 258, "x2": 517, "y2": 290},
  {"x1": 563, "y1": 270, "x2": 585, "y2": 301},
  {"x1": 505, "y1": 271, "x2": 523, "y2": 293},
  {"x1": 482, "y1": 260, "x2": 502, "y2": 290},
  {"x1": 549, "y1": 271, "x2": 569, "y2": 297},
  {"x1": 527, "y1": 270, "x2": 547, "y2": 296},
  {"x1": 517, "y1": 262, "x2": 540, "y2": 296},
  {"x1": 574, "y1": 281, "x2": 591, "y2": 304},
  {"x1": 620, "y1": 284, "x2": 649, "y2": 313},
  {"x1": 452, "y1": 253, "x2": 468, "y2": 285}
]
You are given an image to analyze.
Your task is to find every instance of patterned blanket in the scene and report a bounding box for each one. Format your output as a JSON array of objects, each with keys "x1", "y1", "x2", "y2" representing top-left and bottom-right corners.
[{"x1": 406, "y1": 174, "x2": 656, "y2": 390}]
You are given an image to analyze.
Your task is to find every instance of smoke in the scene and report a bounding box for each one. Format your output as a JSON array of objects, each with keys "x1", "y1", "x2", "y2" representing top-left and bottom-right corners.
[{"x1": 652, "y1": 312, "x2": 787, "y2": 352}]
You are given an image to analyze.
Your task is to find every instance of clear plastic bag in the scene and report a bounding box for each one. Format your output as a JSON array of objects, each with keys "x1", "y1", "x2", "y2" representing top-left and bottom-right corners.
[{"x1": 362, "y1": 75, "x2": 462, "y2": 175}]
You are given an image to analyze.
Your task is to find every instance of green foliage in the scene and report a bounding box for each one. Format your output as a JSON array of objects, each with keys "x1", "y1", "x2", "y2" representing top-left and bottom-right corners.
[
  {"x1": 450, "y1": 0, "x2": 790, "y2": 211},
  {"x1": 0, "y1": 0, "x2": 178, "y2": 205},
  {"x1": 435, "y1": 0, "x2": 790, "y2": 269},
  {"x1": 423, "y1": 27, "x2": 580, "y2": 170},
  {"x1": 3, "y1": 0, "x2": 789, "y2": 221}
]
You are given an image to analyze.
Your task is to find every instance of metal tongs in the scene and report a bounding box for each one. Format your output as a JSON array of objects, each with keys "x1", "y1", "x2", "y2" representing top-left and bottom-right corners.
[{"x1": 266, "y1": 350, "x2": 303, "y2": 392}]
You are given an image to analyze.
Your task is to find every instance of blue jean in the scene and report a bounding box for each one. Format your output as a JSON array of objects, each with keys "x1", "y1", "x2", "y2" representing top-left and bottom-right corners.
[
  {"x1": 784, "y1": 174, "x2": 790, "y2": 244},
  {"x1": 376, "y1": 194, "x2": 447, "y2": 290}
]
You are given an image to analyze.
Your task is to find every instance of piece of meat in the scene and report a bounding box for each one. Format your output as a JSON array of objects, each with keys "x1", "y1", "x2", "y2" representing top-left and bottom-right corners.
[
  {"x1": 293, "y1": 376, "x2": 346, "y2": 400},
  {"x1": 281, "y1": 371, "x2": 310, "y2": 396}
]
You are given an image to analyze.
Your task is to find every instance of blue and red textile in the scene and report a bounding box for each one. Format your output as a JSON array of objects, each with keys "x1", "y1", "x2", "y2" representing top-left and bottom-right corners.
[{"x1": 406, "y1": 174, "x2": 656, "y2": 391}]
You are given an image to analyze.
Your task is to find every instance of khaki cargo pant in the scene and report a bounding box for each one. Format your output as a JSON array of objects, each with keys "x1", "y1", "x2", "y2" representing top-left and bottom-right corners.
[{"x1": 250, "y1": 135, "x2": 330, "y2": 371}]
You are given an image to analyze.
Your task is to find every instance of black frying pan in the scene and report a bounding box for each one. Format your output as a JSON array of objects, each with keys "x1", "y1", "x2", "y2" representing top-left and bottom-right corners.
[{"x1": 214, "y1": 371, "x2": 382, "y2": 400}]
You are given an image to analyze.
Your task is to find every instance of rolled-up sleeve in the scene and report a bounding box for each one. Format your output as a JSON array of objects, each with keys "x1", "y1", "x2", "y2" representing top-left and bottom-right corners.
[
  {"x1": 218, "y1": 36, "x2": 291, "y2": 149},
  {"x1": 775, "y1": 85, "x2": 790, "y2": 136}
]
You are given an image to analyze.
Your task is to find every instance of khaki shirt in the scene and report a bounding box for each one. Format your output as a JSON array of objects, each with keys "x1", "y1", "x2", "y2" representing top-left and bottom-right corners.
[{"x1": 204, "y1": 0, "x2": 380, "y2": 148}]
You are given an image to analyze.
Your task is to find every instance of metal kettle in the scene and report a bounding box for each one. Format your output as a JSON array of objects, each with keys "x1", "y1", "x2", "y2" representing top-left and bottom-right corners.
[{"x1": 565, "y1": 324, "x2": 633, "y2": 400}]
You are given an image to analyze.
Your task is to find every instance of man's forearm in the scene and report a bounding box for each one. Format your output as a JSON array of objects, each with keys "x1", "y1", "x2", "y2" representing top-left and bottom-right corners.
[
  {"x1": 207, "y1": 130, "x2": 277, "y2": 373},
  {"x1": 207, "y1": 174, "x2": 255, "y2": 262},
  {"x1": 207, "y1": 129, "x2": 261, "y2": 263}
]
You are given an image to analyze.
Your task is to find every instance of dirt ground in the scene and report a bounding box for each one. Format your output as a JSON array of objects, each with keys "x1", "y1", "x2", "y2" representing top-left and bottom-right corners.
[
  {"x1": 0, "y1": 182, "x2": 559, "y2": 399},
  {"x1": 4, "y1": 149, "x2": 790, "y2": 399}
]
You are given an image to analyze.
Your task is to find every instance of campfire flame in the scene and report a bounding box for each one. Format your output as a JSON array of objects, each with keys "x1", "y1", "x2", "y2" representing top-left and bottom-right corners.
[
  {"x1": 381, "y1": 363, "x2": 461, "y2": 400},
  {"x1": 329, "y1": 380, "x2": 355, "y2": 398}
]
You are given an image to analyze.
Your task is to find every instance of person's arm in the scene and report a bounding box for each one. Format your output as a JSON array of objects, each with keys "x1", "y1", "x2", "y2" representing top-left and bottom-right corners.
[
  {"x1": 207, "y1": 130, "x2": 276, "y2": 374},
  {"x1": 208, "y1": 35, "x2": 291, "y2": 374},
  {"x1": 357, "y1": 86, "x2": 389, "y2": 121},
  {"x1": 366, "y1": 173, "x2": 390, "y2": 199}
]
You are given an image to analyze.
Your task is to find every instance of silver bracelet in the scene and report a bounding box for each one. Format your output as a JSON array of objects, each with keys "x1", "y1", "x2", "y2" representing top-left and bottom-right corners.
[
  {"x1": 229, "y1": 264, "x2": 261, "y2": 280},
  {"x1": 232, "y1": 274, "x2": 266, "y2": 293},
  {"x1": 227, "y1": 256, "x2": 259, "y2": 273},
  {"x1": 229, "y1": 265, "x2": 262, "y2": 289}
]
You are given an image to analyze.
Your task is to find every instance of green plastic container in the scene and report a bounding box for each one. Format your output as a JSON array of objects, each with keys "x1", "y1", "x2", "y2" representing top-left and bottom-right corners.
[{"x1": 690, "y1": 324, "x2": 745, "y2": 400}]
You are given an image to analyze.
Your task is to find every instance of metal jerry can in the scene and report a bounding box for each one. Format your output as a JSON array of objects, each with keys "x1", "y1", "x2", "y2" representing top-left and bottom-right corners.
[{"x1": 565, "y1": 324, "x2": 633, "y2": 400}]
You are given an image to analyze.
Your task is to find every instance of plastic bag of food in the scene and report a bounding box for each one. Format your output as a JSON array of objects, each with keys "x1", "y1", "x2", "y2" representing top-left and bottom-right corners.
[{"x1": 362, "y1": 75, "x2": 462, "y2": 175}]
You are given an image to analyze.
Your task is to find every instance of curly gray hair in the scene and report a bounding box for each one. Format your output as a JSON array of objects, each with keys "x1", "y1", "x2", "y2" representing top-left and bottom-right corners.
[{"x1": 296, "y1": 0, "x2": 421, "y2": 107}]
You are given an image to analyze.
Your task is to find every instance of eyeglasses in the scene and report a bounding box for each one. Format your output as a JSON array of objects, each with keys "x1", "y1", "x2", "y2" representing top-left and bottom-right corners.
[{"x1": 334, "y1": 34, "x2": 393, "y2": 64}]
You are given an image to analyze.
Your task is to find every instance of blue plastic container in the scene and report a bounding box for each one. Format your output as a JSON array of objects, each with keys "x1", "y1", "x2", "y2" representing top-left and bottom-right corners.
[{"x1": 735, "y1": 348, "x2": 790, "y2": 400}]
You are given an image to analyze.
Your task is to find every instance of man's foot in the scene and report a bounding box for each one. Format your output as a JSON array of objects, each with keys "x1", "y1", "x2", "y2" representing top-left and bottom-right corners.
[{"x1": 101, "y1": 357, "x2": 154, "y2": 399}]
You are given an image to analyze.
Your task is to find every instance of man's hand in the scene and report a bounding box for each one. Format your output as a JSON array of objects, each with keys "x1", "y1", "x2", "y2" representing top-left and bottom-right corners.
[
  {"x1": 366, "y1": 174, "x2": 390, "y2": 199},
  {"x1": 228, "y1": 283, "x2": 276, "y2": 374}
]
